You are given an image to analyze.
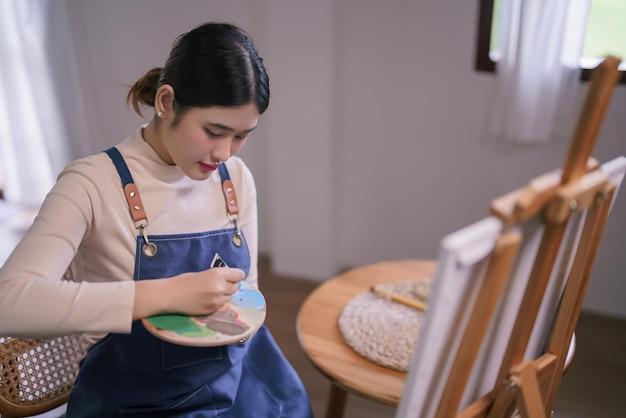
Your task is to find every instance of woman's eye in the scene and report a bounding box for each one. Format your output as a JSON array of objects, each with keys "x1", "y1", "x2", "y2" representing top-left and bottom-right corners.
[
  {"x1": 205, "y1": 129, "x2": 223, "y2": 138},
  {"x1": 235, "y1": 135, "x2": 248, "y2": 141}
]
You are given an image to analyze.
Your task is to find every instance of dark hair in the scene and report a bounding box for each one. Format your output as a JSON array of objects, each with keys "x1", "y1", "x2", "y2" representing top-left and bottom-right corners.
[{"x1": 127, "y1": 22, "x2": 269, "y2": 119}]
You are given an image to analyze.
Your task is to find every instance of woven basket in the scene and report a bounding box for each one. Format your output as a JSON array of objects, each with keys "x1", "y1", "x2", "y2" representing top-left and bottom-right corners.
[{"x1": 338, "y1": 280, "x2": 431, "y2": 372}]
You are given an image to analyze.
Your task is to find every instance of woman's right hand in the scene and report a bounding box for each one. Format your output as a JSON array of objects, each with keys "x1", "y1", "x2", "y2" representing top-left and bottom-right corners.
[{"x1": 133, "y1": 267, "x2": 245, "y2": 320}]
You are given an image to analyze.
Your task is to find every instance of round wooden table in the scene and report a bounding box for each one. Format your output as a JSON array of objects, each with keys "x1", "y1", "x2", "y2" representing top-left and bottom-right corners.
[{"x1": 296, "y1": 260, "x2": 437, "y2": 418}]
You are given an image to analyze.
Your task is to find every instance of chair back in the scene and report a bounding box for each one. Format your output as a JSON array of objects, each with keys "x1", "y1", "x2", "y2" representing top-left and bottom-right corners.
[{"x1": 0, "y1": 335, "x2": 89, "y2": 418}]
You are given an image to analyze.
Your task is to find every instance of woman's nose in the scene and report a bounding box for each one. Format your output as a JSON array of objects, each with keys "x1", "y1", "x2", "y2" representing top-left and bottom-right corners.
[{"x1": 212, "y1": 138, "x2": 232, "y2": 162}]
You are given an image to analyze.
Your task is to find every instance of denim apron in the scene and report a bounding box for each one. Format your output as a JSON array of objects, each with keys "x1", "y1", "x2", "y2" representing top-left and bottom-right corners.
[{"x1": 66, "y1": 148, "x2": 312, "y2": 417}]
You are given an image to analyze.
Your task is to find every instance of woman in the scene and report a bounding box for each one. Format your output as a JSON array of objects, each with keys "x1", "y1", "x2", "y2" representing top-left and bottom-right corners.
[{"x1": 0, "y1": 22, "x2": 312, "y2": 417}]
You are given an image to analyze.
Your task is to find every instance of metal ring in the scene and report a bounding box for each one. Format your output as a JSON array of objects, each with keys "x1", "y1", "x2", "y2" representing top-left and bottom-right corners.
[{"x1": 142, "y1": 242, "x2": 158, "y2": 257}]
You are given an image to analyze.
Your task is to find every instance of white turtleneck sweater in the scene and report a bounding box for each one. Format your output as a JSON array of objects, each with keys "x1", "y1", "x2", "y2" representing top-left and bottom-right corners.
[{"x1": 0, "y1": 128, "x2": 258, "y2": 343}]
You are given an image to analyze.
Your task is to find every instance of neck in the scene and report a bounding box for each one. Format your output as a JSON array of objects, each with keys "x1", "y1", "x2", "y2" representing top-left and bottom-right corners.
[{"x1": 142, "y1": 121, "x2": 173, "y2": 164}]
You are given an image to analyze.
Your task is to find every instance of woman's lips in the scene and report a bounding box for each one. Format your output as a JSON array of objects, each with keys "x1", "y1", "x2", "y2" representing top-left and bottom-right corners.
[{"x1": 198, "y1": 162, "x2": 219, "y2": 172}]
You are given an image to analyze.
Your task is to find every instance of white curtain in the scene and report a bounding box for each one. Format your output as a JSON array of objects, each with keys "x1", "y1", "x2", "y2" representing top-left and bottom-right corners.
[
  {"x1": 490, "y1": 0, "x2": 591, "y2": 144},
  {"x1": 0, "y1": 0, "x2": 75, "y2": 205}
]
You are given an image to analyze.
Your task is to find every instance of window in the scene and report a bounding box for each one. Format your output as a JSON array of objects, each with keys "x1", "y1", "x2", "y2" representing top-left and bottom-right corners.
[
  {"x1": 476, "y1": 0, "x2": 626, "y2": 83},
  {"x1": 0, "y1": 0, "x2": 62, "y2": 205}
]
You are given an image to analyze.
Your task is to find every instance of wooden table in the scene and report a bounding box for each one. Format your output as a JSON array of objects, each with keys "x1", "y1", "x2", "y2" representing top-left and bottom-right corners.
[{"x1": 296, "y1": 259, "x2": 437, "y2": 418}]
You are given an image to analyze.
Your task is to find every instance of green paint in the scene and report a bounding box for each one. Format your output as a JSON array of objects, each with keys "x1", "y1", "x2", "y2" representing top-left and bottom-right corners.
[{"x1": 147, "y1": 315, "x2": 217, "y2": 338}]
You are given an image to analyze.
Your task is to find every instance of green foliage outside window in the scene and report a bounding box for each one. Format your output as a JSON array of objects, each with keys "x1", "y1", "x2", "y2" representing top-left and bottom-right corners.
[
  {"x1": 489, "y1": 0, "x2": 626, "y2": 65},
  {"x1": 583, "y1": 0, "x2": 626, "y2": 60}
]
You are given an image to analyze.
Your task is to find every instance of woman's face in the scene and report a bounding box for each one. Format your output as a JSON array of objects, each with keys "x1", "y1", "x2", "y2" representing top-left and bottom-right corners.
[{"x1": 160, "y1": 103, "x2": 259, "y2": 180}]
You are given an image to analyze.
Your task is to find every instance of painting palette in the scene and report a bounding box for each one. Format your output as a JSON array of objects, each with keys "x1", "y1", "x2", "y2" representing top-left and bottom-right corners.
[
  {"x1": 142, "y1": 254, "x2": 266, "y2": 347},
  {"x1": 143, "y1": 281, "x2": 266, "y2": 347}
]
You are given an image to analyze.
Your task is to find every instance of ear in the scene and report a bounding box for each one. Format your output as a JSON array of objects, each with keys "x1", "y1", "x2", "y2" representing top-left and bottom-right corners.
[{"x1": 154, "y1": 84, "x2": 175, "y2": 117}]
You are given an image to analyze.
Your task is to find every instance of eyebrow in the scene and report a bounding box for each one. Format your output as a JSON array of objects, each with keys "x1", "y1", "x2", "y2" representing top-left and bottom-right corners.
[{"x1": 208, "y1": 122, "x2": 257, "y2": 133}]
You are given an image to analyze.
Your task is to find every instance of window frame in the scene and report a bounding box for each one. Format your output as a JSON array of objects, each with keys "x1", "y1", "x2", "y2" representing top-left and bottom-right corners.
[{"x1": 475, "y1": 0, "x2": 626, "y2": 83}]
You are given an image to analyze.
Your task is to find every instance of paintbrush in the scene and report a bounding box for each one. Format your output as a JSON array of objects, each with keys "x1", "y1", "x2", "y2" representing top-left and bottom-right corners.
[{"x1": 370, "y1": 285, "x2": 428, "y2": 312}]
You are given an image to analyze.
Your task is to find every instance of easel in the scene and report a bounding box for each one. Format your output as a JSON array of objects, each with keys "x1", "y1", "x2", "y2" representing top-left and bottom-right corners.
[{"x1": 430, "y1": 56, "x2": 622, "y2": 418}]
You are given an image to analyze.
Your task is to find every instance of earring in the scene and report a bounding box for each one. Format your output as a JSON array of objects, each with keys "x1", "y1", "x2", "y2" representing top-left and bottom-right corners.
[{"x1": 157, "y1": 111, "x2": 164, "y2": 118}]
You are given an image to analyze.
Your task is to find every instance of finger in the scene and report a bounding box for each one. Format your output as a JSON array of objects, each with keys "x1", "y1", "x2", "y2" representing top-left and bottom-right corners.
[
  {"x1": 224, "y1": 283, "x2": 239, "y2": 297},
  {"x1": 224, "y1": 268, "x2": 245, "y2": 283},
  {"x1": 210, "y1": 267, "x2": 244, "y2": 281}
]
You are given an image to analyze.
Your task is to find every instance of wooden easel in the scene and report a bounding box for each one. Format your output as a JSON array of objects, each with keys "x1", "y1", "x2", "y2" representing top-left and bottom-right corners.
[{"x1": 430, "y1": 56, "x2": 622, "y2": 418}]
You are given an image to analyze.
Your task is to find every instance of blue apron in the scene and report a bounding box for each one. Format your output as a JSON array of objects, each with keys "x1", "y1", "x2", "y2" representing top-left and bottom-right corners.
[{"x1": 66, "y1": 148, "x2": 312, "y2": 417}]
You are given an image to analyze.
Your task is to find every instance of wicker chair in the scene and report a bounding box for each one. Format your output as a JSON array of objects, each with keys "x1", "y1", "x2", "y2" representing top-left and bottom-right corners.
[{"x1": 0, "y1": 335, "x2": 89, "y2": 418}]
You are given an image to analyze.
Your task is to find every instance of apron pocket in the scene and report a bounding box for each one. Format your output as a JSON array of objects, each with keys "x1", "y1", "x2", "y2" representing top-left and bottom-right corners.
[{"x1": 161, "y1": 341, "x2": 223, "y2": 371}]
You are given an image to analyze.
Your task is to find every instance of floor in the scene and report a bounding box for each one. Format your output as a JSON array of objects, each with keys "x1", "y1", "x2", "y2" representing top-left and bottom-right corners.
[{"x1": 260, "y1": 257, "x2": 626, "y2": 418}]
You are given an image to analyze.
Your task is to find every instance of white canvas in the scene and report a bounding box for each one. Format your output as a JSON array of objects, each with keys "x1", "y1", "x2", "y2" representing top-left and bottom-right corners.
[{"x1": 394, "y1": 216, "x2": 502, "y2": 418}]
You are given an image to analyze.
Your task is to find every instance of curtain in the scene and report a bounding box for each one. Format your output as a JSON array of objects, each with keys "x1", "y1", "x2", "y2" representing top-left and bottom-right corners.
[
  {"x1": 489, "y1": 0, "x2": 591, "y2": 144},
  {"x1": 0, "y1": 0, "x2": 74, "y2": 205}
]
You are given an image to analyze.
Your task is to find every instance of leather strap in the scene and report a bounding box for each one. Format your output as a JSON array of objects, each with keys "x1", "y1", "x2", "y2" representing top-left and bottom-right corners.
[
  {"x1": 218, "y1": 164, "x2": 239, "y2": 216},
  {"x1": 105, "y1": 147, "x2": 239, "y2": 224},
  {"x1": 104, "y1": 147, "x2": 147, "y2": 227}
]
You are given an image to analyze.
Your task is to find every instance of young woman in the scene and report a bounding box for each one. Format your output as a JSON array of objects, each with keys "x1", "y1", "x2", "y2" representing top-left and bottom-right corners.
[{"x1": 0, "y1": 22, "x2": 312, "y2": 417}]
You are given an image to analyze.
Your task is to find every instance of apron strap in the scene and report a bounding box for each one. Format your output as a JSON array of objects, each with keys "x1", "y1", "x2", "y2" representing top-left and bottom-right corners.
[
  {"x1": 104, "y1": 147, "x2": 148, "y2": 228},
  {"x1": 218, "y1": 164, "x2": 239, "y2": 217},
  {"x1": 218, "y1": 164, "x2": 243, "y2": 247},
  {"x1": 104, "y1": 147, "x2": 240, "y2": 228}
]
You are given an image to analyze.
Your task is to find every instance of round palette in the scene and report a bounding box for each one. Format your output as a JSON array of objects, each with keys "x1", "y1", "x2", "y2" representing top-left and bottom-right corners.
[{"x1": 142, "y1": 281, "x2": 266, "y2": 347}]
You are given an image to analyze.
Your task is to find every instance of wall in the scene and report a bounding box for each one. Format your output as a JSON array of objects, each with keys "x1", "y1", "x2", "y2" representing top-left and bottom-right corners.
[{"x1": 66, "y1": 0, "x2": 626, "y2": 318}]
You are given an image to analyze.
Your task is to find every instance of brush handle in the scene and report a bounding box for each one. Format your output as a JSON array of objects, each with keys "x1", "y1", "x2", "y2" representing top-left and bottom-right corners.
[{"x1": 371, "y1": 286, "x2": 428, "y2": 311}]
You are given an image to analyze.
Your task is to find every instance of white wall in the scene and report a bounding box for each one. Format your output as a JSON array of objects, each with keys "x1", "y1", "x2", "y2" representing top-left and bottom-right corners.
[{"x1": 66, "y1": 0, "x2": 626, "y2": 318}]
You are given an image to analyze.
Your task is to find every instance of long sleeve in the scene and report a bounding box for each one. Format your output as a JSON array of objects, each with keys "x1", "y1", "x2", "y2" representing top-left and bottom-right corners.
[{"x1": 0, "y1": 161, "x2": 136, "y2": 337}]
